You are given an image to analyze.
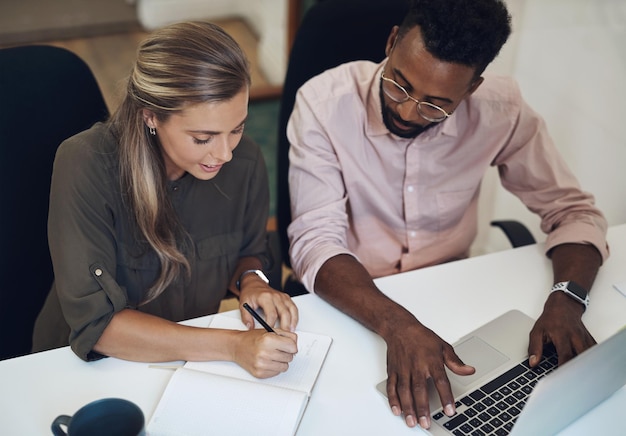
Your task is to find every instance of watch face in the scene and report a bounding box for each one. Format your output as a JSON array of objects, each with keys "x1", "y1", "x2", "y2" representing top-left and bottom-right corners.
[{"x1": 567, "y1": 281, "x2": 588, "y2": 299}]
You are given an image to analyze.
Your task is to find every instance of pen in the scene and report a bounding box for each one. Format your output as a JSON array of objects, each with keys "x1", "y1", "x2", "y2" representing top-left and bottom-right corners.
[{"x1": 243, "y1": 303, "x2": 276, "y2": 333}]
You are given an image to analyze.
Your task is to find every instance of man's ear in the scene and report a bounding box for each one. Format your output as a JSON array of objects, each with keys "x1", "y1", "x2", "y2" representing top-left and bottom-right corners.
[
  {"x1": 142, "y1": 109, "x2": 157, "y2": 129},
  {"x1": 385, "y1": 26, "x2": 400, "y2": 57},
  {"x1": 467, "y1": 76, "x2": 484, "y2": 95}
]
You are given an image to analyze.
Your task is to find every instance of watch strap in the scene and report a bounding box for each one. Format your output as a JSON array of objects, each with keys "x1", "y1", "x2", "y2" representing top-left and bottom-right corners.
[
  {"x1": 236, "y1": 269, "x2": 269, "y2": 291},
  {"x1": 551, "y1": 281, "x2": 589, "y2": 311}
]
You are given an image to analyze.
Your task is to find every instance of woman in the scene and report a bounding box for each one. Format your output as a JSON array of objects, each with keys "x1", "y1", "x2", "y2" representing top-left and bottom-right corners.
[{"x1": 32, "y1": 21, "x2": 298, "y2": 379}]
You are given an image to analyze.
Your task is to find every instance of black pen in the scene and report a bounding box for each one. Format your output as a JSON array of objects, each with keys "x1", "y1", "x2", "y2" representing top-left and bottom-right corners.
[{"x1": 243, "y1": 303, "x2": 276, "y2": 333}]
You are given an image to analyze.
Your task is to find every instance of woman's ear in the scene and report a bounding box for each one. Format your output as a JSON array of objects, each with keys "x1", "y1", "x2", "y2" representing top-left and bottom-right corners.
[{"x1": 142, "y1": 109, "x2": 157, "y2": 129}]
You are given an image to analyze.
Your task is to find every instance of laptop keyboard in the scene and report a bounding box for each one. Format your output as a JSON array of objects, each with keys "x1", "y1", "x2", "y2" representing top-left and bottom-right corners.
[{"x1": 432, "y1": 346, "x2": 558, "y2": 435}]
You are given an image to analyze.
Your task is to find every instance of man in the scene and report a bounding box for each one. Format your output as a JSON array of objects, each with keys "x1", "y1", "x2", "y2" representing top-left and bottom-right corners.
[{"x1": 286, "y1": 0, "x2": 609, "y2": 430}]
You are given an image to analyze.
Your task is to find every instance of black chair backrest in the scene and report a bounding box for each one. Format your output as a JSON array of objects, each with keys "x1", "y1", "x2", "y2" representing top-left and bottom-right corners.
[
  {"x1": 0, "y1": 45, "x2": 109, "y2": 360},
  {"x1": 276, "y1": 0, "x2": 410, "y2": 268}
]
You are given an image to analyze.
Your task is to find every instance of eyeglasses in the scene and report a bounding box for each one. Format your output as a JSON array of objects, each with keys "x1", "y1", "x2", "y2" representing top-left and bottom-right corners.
[{"x1": 380, "y1": 69, "x2": 451, "y2": 123}]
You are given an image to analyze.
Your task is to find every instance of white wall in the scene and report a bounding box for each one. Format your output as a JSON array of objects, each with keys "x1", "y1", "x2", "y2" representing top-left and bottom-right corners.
[
  {"x1": 136, "y1": 0, "x2": 288, "y2": 85},
  {"x1": 473, "y1": 0, "x2": 626, "y2": 255},
  {"x1": 244, "y1": 0, "x2": 288, "y2": 86}
]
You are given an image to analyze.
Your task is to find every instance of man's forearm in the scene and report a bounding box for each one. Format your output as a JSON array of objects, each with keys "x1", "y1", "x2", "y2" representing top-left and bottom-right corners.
[
  {"x1": 314, "y1": 254, "x2": 416, "y2": 338},
  {"x1": 550, "y1": 243, "x2": 602, "y2": 291}
]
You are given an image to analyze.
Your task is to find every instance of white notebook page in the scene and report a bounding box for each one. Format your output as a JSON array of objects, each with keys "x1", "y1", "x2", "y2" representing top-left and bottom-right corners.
[
  {"x1": 184, "y1": 314, "x2": 332, "y2": 395},
  {"x1": 147, "y1": 367, "x2": 308, "y2": 436}
]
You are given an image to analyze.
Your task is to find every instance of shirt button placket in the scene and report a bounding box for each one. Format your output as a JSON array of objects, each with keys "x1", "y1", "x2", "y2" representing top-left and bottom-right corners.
[{"x1": 404, "y1": 144, "x2": 421, "y2": 252}]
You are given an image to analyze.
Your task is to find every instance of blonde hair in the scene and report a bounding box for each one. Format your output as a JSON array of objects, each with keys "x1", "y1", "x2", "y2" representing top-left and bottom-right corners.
[{"x1": 109, "y1": 21, "x2": 251, "y2": 304}]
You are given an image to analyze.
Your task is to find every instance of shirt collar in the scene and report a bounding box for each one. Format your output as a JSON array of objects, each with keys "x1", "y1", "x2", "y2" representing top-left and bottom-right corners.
[{"x1": 365, "y1": 59, "x2": 461, "y2": 142}]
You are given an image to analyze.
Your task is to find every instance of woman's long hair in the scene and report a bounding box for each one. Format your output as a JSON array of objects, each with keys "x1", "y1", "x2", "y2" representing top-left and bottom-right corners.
[{"x1": 109, "y1": 21, "x2": 251, "y2": 304}]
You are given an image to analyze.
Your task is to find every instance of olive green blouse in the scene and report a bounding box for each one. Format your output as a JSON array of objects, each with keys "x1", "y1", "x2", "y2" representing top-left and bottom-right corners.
[{"x1": 32, "y1": 123, "x2": 270, "y2": 361}]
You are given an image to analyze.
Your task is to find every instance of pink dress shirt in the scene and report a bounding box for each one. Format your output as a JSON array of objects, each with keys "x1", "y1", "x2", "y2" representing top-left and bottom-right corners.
[{"x1": 287, "y1": 60, "x2": 608, "y2": 292}]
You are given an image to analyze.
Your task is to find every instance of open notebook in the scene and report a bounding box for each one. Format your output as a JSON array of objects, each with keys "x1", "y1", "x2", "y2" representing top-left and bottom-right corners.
[{"x1": 147, "y1": 314, "x2": 332, "y2": 436}]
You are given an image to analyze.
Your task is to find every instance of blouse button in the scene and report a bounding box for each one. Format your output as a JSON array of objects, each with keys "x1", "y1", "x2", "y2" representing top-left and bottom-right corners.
[{"x1": 95, "y1": 268, "x2": 103, "y2": 277}]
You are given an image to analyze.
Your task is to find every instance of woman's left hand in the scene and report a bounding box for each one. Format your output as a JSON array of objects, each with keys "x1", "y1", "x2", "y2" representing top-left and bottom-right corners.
[{"x1": 239, "y1": 276, "x2": 299, "y2": 332}]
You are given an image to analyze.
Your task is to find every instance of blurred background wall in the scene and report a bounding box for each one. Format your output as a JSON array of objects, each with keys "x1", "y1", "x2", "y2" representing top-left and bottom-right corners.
[
  {"x1": 2, "y1": 0, "x2": 624, "y2": 256},
  {"x1": 476, "y1": 0, "x2": 626, "y2": 255}
]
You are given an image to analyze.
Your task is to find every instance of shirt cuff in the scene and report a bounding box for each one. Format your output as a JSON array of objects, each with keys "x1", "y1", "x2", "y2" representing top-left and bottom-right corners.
[{"x1": 544, "y1": 222, "x2": 609, "y2": 263}]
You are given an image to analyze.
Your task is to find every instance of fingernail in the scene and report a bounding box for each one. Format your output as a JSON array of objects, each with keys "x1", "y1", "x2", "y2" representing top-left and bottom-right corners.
[
  {"x1": 529, "y1": 355, "x2": 537, "y2": 366},
  {"x1": 406, "y1": 415, "x2": 416, "y2": 427},
  {"x1": 444, "y1": 404, "x2": 455, "y2": 416},
  {"x1": 245, "y1": 322, "x2": 252, "y2": 329},
  {"x1": 391, "y1": 405, "x2": 401, "y2": 416},
  {"x1": 418, "y1": 416, "x2": 430, "y2": 429}
]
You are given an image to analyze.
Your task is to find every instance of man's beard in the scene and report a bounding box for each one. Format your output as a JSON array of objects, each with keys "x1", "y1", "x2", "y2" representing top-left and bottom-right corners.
[{"x1": 379, "y1": 86, "x2": 436, "y2": 139}]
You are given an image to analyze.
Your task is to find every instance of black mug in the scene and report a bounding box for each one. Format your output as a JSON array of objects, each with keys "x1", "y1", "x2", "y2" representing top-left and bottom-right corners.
[{"x1": 51, "y1": 398, "x2": 145, "y2": 436}]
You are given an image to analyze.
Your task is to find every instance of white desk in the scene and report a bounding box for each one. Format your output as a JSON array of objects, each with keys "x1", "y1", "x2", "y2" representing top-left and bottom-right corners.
[{"x1": 2, "y1": 224, "x2": 625, "y2": 435}]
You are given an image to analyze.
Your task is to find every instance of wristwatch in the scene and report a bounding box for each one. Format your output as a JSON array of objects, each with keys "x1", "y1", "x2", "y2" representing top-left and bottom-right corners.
[
  {"x1": 236, "y1": 269, "x2": 269, "y2": 291},
  {"x1": 551, "y1": 281, "x2": 589, "y2": 312}
]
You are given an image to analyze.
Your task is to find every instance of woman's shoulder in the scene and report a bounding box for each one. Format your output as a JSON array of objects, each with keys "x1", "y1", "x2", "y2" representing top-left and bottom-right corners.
[
  {"x1": 55, "y1": 122, "x2": 119, "y2": 170},
  {"x1": 54, "y1": 122, "x2": 120, "y2": 188}
]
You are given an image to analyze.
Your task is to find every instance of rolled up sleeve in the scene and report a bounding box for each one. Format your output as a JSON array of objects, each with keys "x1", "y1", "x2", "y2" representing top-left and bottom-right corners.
[
  {"x1": 287, "y1": 92, "x2": 355, "y2": 292},
  {"x1": 47, "y1": 130, "x2": 129, "y2": 361},
  {"x1": 495, "y1": 97, "x2": 609, "y2": 262}
]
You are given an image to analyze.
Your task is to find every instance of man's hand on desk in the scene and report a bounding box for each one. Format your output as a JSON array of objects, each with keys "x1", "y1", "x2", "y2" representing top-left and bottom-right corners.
[
  {"x1": 383, "y1": 316, "x2": 475, "y2": 430},
  {"x1": 528, "y1": 291, "x2": 596, "y2": 367},
  {"x1": 314, "y1": 254, "x2": 477, "y2": 430},
  {"x1": 528, "y1": 243, "x2": 602, "y2": 367}
]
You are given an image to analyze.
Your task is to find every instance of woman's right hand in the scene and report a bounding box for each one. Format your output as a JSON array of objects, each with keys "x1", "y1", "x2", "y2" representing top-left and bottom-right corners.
[{"x1": 232, "y1": 329, "x2": 298, "y2": 378}]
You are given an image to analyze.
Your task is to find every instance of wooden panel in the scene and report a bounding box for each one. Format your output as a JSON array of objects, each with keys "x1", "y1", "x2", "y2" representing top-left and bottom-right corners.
[{"x1": 2, "y1": 18, "x2": 276, "y2": 111}]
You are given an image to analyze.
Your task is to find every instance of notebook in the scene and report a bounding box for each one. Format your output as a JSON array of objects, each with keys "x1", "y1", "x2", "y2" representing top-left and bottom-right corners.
[
  {"x1": 376, "y1": 310, "x2": 626, "y2": 435},
  {"x1": 148, "y1": 314, "x2": 332, "y2": 436}
]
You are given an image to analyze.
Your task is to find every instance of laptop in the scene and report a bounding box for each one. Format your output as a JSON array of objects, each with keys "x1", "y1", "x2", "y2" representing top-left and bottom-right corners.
[{"x1": 376, "y1": 310, "x2": 626, "y2": 435}]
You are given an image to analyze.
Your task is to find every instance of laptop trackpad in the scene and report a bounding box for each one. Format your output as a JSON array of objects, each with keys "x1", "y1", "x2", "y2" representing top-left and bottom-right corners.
[{"x1": 447, "y1": 336, "x2": 510, "y2": 387}]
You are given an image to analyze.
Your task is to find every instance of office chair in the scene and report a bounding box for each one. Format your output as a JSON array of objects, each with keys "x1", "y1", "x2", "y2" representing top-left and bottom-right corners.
[
  {"x1": 276, "y1": 0, "x2": 410, "y2": 295},
  {"x1": 0, "y1": 45, "x2": 110, "y2": 360},
  {"x1": 275, "y1": 0, "x2": 535, "y2": 295}
]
